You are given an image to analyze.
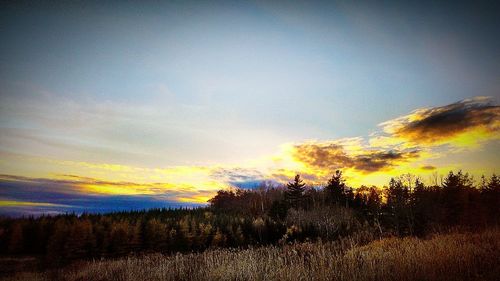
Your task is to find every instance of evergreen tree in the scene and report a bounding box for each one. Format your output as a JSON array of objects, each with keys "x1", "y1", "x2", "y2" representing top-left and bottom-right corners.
[
  {"x1": 412, "y1": 178, "x2": 430, "y2": 235},
  {"x1": 325, "y1": 170, "x2": 349, "y2": 207},
  {"x1": 285, "y1": 175, "x2": 307, "y2": 209},
  {"x1": 386, "y1": 178, "x2": 411, "y2": 235},
  {"x1": 481, "y1": 174, "x2": 500, "y2": 224},
  {"x1": 441, "y1": 171, "x2": 474, "y2": 225},
  {"x1": 487, "y1": 174, "x2": 499, "y2": 191}
]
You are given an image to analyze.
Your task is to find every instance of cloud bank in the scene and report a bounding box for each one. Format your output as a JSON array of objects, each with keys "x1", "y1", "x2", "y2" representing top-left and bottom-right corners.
[{"x1": 0, "y1": 174, "x2": 204, "y2": 217}]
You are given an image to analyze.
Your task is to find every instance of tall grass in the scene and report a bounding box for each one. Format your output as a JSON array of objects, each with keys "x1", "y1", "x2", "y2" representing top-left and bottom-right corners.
[{"x1": 3, "y1": 229, "x2": 499, "y2": 281}]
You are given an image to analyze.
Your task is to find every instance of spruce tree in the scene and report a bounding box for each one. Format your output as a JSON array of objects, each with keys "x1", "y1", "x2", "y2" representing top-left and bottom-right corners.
[
  {"x1": 285, "y1": 174, "x2": 306, "y2": 209},
  {"x1": 325, "y1": 170, "x2": 348, "y2": 206}
]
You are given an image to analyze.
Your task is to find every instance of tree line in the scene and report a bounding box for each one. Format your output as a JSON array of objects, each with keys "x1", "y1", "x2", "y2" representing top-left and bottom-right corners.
[{"x1": 0, "y1": 170, "x2": 498, "y2": 266}]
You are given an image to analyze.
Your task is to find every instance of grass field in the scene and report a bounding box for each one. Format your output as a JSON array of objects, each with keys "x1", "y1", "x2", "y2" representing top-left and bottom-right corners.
[{"x1": 3, "y1": 229, "x2": 499, "y2": 281}]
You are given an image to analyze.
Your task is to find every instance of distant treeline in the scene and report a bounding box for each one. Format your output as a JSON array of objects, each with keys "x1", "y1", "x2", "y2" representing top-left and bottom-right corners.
[{"x1": 0, "y1": 170, "x2": 498, "y2": 266}]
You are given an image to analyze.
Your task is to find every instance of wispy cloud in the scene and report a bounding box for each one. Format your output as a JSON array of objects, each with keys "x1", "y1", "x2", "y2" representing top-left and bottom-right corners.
[
  {"x1": 0, "y1": 200, "x2": 71, "y2": 208},
  {"x1": 209, "y1": 167, "x2": 266, "y2": 187}
]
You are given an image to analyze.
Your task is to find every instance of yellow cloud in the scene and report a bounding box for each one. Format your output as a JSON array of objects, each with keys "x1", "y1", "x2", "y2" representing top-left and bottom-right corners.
[{"x1": 290, "y1": 141, "x2": 420, "y2": 174}]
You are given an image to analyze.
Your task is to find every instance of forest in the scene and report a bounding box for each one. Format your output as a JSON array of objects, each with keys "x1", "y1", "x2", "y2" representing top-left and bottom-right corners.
[{"x1": 0, "y1": 170, "x2": 499, "y2": 274}]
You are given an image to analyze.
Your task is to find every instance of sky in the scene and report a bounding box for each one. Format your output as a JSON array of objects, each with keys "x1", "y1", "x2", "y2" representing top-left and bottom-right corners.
[{"x1": 0, "y1": 0, "x2": 499, "y2": 216}]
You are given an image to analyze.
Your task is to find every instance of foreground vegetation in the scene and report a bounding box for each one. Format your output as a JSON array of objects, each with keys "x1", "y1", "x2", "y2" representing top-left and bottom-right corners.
[{"x1": 3, "y1": 228, "x2": 499, "y2": 281}]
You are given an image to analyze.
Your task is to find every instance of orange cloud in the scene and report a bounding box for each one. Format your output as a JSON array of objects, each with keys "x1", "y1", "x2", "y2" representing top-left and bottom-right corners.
[{"x1": 291, "y1": 141, "x2": 420, "y2": 174}]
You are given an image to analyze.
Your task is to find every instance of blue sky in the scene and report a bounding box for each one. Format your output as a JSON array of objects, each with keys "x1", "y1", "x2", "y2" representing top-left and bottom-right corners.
[{"x1": 0, "y1": 1, "x2": 499, "y2": 215}]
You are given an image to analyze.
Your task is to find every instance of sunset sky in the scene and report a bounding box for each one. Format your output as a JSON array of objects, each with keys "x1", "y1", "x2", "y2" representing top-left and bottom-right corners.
[{"x1": 1, "y1": 1, "x2": 499, "y2": 216}]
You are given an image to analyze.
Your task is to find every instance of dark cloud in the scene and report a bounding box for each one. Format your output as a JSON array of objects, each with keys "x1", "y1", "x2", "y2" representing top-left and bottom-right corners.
[
  {"x1": 293, "y1": 144, "x2": 420, "y2": 174},
  {"x1": 0, "y1": 175, "x2": 204, "y2": 217},
  {"x1": 421, "y1": 165, "x2": 436, "y2": 171},
  {"x1": 385, "y1": 98, "x2": 500, "y2": 144},
  {"x1": 353, "y1": 150, "x2": 420, "y2": 173},
  {"x1": 0, "y1": 174, "x2": 175, "y2": 195}
]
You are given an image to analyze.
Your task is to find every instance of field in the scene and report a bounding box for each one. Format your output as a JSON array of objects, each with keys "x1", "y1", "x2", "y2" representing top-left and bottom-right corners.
[{"x1": 3, "y1": 228, "x2": 499, "y2": 281}]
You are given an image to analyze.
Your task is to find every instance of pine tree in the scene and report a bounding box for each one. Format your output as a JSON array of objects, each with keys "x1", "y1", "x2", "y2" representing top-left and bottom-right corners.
[
  {"x1": 487, "y1": 174, "x2": 499, "y2": 191},
  {"x1": 325, "y1": 170, "x2": 348, "y2": 207},
  {"x1": 442, "y1": 171, "x2": 473, "y2": 225},
  {"x1": 285, "y1": 175, "x2": 307, "y2": 209},
  {"x1": 412, "y1": 178, "x2": 429, "y2": 235},
  {"x1": 386, "y1": 178, "x2": 410, "y2": 235},
  {"x1": 481, "y1": 174, "x2": 500, "y2": 225}
]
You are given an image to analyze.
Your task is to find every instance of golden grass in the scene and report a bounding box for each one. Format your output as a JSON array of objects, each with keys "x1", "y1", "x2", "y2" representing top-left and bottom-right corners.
[{"x1": 3, "y1": 229, "x2": 499, "y2": 281}]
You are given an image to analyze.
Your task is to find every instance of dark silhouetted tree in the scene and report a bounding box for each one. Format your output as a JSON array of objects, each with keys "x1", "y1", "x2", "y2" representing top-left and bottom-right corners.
[
  {"x1": 386, "y1": 178, "x2": 411, "y2": 235},
  {"x1": 285, "y1": 175, "x2": 307, "y2": 209},
  {"x1": 208, "y1": 190, "x2": 236, "y2": 210},
  {"x1": 441, "y1": 170, "x2": 474, "y2": 226},
  {"x1": 325, "y1": 170, "x2": 352, "y2": 207},
  {"x1": 481, "y1": 174, "x2": 500, "y2": 224}
]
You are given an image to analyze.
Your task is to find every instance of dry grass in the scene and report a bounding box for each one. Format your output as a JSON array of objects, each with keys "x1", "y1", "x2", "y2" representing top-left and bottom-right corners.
[{"x1": 3, "y1": 229, "x2": 499, "y2": 281}]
